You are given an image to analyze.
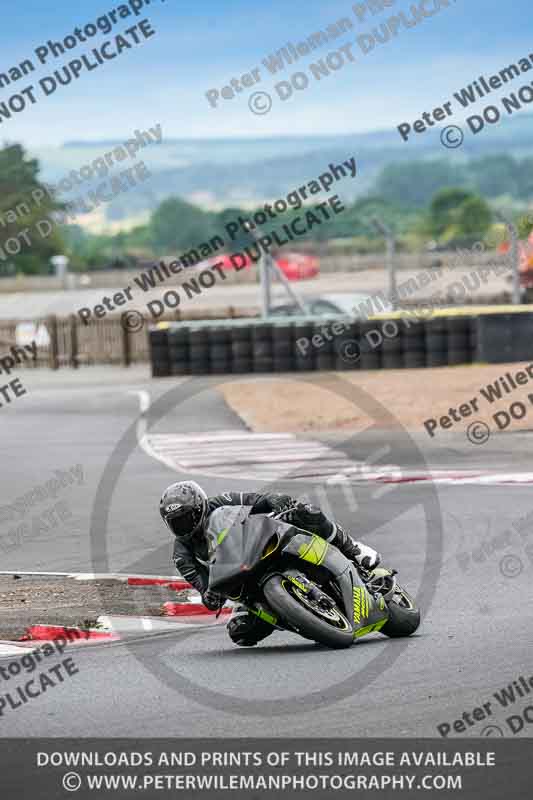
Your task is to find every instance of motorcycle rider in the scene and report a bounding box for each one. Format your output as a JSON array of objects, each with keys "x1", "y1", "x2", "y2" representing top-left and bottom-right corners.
[{"x1": 160, "y1": 480, "x2": 382, "y2": 647}]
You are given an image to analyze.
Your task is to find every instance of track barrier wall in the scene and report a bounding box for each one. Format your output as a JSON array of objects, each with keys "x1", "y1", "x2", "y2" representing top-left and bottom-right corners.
[{"x1": 149, "y1": 307, "x2": 533, "y2": 377}]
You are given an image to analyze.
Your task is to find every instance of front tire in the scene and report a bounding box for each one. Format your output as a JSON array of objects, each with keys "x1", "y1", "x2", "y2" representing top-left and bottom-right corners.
[
  {"x1": 380, "y1": 586, "x2": 420, "y2": 638},
  {"x1": 263, "y1": 575, "x2": 353, "y2": 649}
]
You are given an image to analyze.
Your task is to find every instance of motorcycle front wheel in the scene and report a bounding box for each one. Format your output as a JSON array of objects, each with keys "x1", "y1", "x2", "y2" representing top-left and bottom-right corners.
[
  {"x1": 263, "y1": 574, "x2": 353, "y2": 649},
  {"x1": 380, "y1": 585, "x2": 420, "y2": 638}
]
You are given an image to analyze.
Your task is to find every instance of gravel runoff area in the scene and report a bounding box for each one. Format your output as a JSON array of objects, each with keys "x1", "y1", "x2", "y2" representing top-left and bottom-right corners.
[
  {"x1": 0, "y1": 574, "x2": 190, "y2": 641},
  {"x1": 220, "y1": 362, "x2": 533, "y2": 435}
]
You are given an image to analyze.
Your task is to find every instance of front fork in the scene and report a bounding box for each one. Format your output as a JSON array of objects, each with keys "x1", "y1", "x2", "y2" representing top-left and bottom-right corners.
[
  {"x1": 246, "y1": 572, "x2": 336, "y2": 631},
  {"x1": 274, "y1": 567, "x2": 389, "y2": 640},
  {"x1": 319, "y1": 565, "x2": 389, "y2": 639}
]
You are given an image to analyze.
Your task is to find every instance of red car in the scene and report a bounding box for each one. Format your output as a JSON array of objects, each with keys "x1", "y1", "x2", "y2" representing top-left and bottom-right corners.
[
  {"x1": 275, "y1": 252, "x2": 319, "y2": 281},
  {"x1": 211, "y1": 252, "x2": 319, "y2": 281}
]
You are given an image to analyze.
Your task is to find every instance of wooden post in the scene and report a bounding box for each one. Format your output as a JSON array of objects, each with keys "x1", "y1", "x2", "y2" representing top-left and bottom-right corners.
[
  {"x1": 47, "y1": 315, "x2": 59, "y2": 370},
  {"x1": 69, "y1": 314, "x2": 79, "y2": 369},
  {"x1": 121, "y1": 319, "x2": 131, "y2": 367}
]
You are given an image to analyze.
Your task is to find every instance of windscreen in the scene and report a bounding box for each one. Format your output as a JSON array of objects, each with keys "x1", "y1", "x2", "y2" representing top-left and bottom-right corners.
[{"x1": 206, "y1": 506, "x2": 283, "y2": 591}]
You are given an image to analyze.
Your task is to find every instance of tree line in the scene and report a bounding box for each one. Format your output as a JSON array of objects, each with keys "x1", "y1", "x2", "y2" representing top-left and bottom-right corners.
[{"x1": 1, "y1": 143, "x2": 532, "y2": 275}]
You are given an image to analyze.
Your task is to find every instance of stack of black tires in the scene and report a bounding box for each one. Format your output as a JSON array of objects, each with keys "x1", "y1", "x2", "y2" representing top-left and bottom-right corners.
[
  {"x1": 402, "y1": 322, "x2": 426, "y2": 369},
  {"x1": 252, "y1": 324, "x2": 274, "y2": 373},
  {"x1": 424, "y1": 318, "x2": 448, "y2": 368},
  {"x1": 356, "y1": 316, "x2": 476, "y2": 370},
  {"x1": 424, "y1": 317, "x2": 476, "y2": 367},
  {"x1": 151, "y1": 328, "x2": 170, "y2": 377},
  {"x1": 168, "y1": 328, "x2": 189, "y2": 374},
  {"x1": 293, "y1": 322, "x2": 315, "y2": 371},
  {"x1": 446, "y1": 317, "x2": 476, "y2": 365},
  {"x1": 149, "y1": 315, "x2": 481, "y2": 377},
  {"x1": 231, "y1": 327, "x2": 253, "y2": 374}
]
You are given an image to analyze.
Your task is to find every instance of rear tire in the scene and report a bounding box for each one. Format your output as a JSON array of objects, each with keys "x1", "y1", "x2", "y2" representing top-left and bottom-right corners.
[{"x1": 263, "y1": 575, "x2": 353, "y2": 649}]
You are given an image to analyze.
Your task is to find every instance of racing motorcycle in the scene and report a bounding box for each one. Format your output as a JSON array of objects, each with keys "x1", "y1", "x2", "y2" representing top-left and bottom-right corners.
[{"x1": 206, "y1": 505, "x2": 420, "y2": 648}]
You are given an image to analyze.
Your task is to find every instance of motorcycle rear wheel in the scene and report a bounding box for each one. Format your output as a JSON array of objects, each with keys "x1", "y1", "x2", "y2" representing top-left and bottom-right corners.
[{"x1": 263, "y1": 575, "x2": 353, "y2": 649}]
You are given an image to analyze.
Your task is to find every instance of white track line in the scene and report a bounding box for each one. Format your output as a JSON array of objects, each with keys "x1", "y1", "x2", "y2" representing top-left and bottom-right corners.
[
  {"x1": 0, "y1": 642, "x2": 39, "y2": 656},
  {"x1": 0, "y1": 571, "x2": 178, "y2": 580},
  {"x1": 130, "y1": 390, "x2": 533, "y2": 486},
  {"x1": 96, "y1": 615, "x2": 224, "y2": 634},
  {"x1": 130, "y1": 389, "x2": 179, "y2": 472},
  {"x1": 143, "y1": 430, "x2": 362, "y2": 481}
]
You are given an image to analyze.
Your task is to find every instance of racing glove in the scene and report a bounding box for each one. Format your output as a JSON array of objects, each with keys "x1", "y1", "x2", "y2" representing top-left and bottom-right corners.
[
  {"x1": 250, "y1": 493, "x2": 294, "y2": 515},
  {"x1": 201, "y1": 589, "x2": 224, "y2": 611},
  {"x1": 283, "y1": 502, "x2": 334, "y2": 538}
]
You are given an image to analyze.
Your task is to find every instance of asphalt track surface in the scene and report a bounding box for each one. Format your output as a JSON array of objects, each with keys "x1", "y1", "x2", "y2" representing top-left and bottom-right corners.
[{"x1": 2, "y1": 367, "x2": 533, "y2": 738}]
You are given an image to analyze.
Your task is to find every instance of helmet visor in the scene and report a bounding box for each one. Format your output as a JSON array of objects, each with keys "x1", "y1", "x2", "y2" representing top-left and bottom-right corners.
[{"x1": 166, "y1": 507, "x2": 201, "y2": 538}]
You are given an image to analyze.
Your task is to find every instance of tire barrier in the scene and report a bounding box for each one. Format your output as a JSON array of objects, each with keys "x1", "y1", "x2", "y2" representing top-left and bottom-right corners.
[
  {"x1": 447, "y1": 316, "x2": 475, "y2": 366},
  {"x1": 149, "y1": 311, "x2": 533, "y2": 377},
  {"x1": 252, "y1": 324, "x2": 274, "y2": 374},
  {"x1": 293, "y1": 323, "x2": 315, "y2": 372},
  {"x1": 231, "y1": 325, "x2": 253, "y2": 374},
  {"x1": 168, "y1": 327, "x2": 189, "y2": 376},
  {"x1": 150, "y1": 328, "x2": 170, "y2": 377},
  {"x1": 476, "y1": 313, "x2": 533, "y2": 364}
]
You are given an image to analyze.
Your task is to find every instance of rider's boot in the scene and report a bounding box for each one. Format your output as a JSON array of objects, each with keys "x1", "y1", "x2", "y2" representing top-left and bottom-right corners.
[{"x1": 227, "y1": 606, "x2": 274, "y2": 647}]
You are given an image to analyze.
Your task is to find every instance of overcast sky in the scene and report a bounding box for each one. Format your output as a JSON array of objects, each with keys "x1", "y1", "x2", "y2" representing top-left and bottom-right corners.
[{"x1": 1, "y1": 0, "x2": 530, "y2": 146}]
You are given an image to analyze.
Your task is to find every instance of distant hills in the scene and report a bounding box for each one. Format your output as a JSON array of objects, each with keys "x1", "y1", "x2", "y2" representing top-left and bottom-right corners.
[{"x1": 32, "y1": 112, "x2": 533, "y2": 228}]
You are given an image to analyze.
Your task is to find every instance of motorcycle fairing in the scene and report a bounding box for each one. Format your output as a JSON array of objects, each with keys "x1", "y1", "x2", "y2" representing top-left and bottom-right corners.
[
  {"x1": 206, "y1": 509, "x2": 388, "y2": 639},
  {"x1": 206, "y1": 505, "x2": 291, "y2": 591}
]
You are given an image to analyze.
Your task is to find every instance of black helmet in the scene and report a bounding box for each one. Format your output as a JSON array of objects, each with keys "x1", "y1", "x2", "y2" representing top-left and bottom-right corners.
[{"x1": 160, "y1": 481, "x2": 208, "y2": 542}]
